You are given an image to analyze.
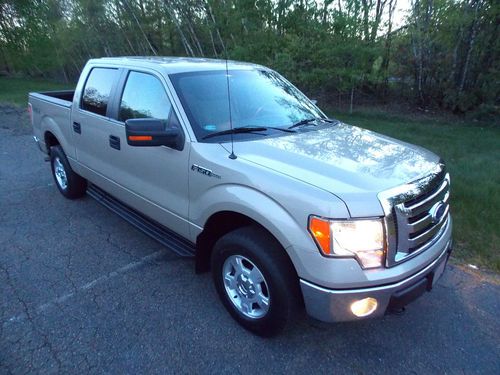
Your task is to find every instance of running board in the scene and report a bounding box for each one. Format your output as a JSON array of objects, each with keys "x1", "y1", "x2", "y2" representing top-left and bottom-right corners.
[{"x1": 87, "y1": 184, "x2": 195, "y2": 257}]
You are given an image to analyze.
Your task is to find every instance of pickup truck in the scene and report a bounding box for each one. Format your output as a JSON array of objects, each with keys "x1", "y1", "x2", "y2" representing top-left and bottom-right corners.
[{"x1": 29, "y1": 57, "x2": 452, "y2": 337}]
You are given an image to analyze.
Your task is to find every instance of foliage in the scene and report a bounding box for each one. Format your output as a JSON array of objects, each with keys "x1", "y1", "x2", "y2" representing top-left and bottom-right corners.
[
  {"x1": 0, "y1": 76, "x2": 71, "y2": 105},
  {"x1": 0, "y1": 0, "x2": 498, "y2": 115}
]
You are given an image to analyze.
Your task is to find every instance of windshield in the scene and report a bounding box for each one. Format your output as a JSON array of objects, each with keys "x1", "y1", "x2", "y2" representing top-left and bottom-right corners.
[{"x1": 169, "y1": 69, "x2": 325, "y2": 141}]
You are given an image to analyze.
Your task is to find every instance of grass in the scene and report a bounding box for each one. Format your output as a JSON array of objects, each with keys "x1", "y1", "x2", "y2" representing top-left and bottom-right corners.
[
  {"x1": 0, "y1": 76, "x2": 74, "y2": 107},
  {"x1": 331, "y1": 109, "x2": 500, "y2": 272},
  {"x1": 0, "y1": 76, "x2": 498, "y2": 272}
]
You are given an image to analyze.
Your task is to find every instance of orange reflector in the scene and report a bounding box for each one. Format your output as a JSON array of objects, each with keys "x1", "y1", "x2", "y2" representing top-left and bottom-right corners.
[
  {"x1": 309, "y1": 216, "x2": 331, "y2": 255},
  {"x1": 129, "y1": 135, "x2": 152, "y2": 141}
]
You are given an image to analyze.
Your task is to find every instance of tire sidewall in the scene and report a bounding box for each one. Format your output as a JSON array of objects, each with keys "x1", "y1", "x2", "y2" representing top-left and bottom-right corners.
[
  {"x1": 49, "y1": 145, "x2": 86, "y2": 199},
  {"x1": 212, "y1": 231, "x2": 293, "y2": 336},
  {"x1": 50, "y1": 146, "x2": 70, "y2": 196}
]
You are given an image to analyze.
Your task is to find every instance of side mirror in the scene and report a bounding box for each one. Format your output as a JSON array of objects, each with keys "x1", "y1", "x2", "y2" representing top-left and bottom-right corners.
[
  {"x1": 125, "y1": 118, "x2": 183, "y2": 150},
  {"x1": 310, "y1": 99, "x2": 318, "y2": 105}
]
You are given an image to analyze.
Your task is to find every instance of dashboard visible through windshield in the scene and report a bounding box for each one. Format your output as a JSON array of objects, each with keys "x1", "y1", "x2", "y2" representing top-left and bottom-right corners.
[{"x1": 169, "y1": 69, "x2": 325, "y2": 142}]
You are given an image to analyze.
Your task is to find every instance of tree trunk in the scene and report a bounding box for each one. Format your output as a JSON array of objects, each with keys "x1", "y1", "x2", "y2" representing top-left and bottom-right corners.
[
  {"x1": 382, "y1": 0, "x2": 397, "y2": 93},
  {"x1": 209, "y1": 30, "x2": 218, "y2": 58},
  {"x1": 448, "y1": 3, "x2": 469, "y2": 86},
  {"x1": 183, "y1": 14, "x2": 204, "y2": 56},
  {"x1": 164, "y1": 2, "x2": 195, "y2": 56},
  {"x1": 361, "y1": 0, "x2": 372, "y2": 41},
  {"x1": 410, "y1": 0, "x2": 426, "y2": 105},
  {"x1": 322, "y1": 0, "x2": 333, "y2": 24},
  {"x1": 122, "y1": 0, "x2": 157, "y2": 55},
  {"x1": 205, "y1": 1, "x2": 225, "y2": 54},
  {"x1": 459, "y1": 0, "x2": 480, "y2": 93},
  {"x1": 350, "y1": 86, "x2": 355, "y2": 114},
  {"x1": 370, "y1": 0, "x2": 388, "y2": 42}
]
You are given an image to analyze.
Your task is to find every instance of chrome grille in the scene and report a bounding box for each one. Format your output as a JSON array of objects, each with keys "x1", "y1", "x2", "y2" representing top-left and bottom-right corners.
[
  {"x1": 395, "y1": 174, "x2": 450, "y2": 255},
  {"x1": 378, "y1": 163, "x2": 451, "y2": 267}
]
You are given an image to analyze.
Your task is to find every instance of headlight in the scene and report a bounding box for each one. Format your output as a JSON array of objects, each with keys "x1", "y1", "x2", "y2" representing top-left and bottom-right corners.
[{"x1": 308, "y1": 216, "x2": 385, "y2": 269}]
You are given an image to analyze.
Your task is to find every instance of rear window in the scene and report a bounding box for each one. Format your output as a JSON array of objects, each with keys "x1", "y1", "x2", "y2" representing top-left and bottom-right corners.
[{"x1": 81, "y1": 68, "x2": 118, "y2": 116}]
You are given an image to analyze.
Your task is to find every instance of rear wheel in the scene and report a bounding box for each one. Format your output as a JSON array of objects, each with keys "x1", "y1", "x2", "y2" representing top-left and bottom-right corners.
[
  {"x1": 50, "y1": 145, "x2": 87, "y2": 199},
  {"x1": 211, "y1": 226, "x2": 300, "y2": 337}
]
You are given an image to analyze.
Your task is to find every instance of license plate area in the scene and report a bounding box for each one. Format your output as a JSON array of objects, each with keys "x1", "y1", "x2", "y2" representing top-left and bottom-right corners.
[
  {"x1": 388, "y1": 252, "x2": 449, "y2": 311},
  {"x1": 430, "y1": 255, "x2": 447, "y2": 287}
]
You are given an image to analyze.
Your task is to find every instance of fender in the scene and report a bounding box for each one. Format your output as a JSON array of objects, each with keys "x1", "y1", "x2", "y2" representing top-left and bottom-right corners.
[
  {"x1": 191, "y1": 183, "x2": 324, "y2": 273},
  {"x1": 41, "y1": 114, "x2": 75, "y2": 160}
]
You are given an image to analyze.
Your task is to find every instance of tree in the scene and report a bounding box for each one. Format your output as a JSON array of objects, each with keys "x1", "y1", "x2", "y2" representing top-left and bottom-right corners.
[{"x1": 0, "y1": 0, "x2": 497, "y2": 116}]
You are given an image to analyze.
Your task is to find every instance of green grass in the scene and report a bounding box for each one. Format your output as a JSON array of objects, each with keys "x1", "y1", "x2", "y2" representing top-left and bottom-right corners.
[
  {"x1": 0, "y1": 76, "x2": 73, "y2": 106},
  {"x1": 332, "y1": 109, "x2": 500, "y2": 272},
  {"x1": 0, "y1": 76, "x2": 498, "y2": 271}
]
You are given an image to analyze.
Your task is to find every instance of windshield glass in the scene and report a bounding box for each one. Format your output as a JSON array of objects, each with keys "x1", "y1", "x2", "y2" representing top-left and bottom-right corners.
[{"x1": 169, "y1": 69, "x2": 324, "y2": 141}]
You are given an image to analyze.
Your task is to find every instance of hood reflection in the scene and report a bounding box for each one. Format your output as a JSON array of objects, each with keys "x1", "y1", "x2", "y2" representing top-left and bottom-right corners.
[{"x1": 234, "y1": 123, "x2": 439, "y2": 193}]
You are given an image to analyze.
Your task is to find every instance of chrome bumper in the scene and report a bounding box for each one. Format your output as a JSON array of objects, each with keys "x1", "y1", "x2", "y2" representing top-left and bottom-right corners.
[{"x1": 300, "y1": 239, "x2": 453, "y2": 322}]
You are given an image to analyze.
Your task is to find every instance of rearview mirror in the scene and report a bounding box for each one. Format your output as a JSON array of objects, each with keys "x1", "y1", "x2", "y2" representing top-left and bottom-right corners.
[{"x1": 125, "y1": 118, "x2": 183, "y2": 150}]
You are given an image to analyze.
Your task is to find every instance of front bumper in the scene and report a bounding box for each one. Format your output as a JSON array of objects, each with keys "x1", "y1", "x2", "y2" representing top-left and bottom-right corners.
[{"x1": 300, "y1": 239, "x2": 453, "y2": 322}]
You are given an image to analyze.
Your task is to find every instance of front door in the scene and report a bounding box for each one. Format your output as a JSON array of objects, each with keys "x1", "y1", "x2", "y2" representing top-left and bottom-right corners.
[{"x1": 74, "y1": 67, "x2": 190, "y2": 238}]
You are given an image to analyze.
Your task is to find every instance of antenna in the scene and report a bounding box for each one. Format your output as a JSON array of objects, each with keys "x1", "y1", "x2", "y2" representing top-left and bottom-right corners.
[{"x1": 225, "y1": 53, "x2": 237, "y2": 160}]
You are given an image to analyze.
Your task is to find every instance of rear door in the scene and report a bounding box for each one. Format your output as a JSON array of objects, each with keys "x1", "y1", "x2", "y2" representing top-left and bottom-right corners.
[{"x1": 72, "y1": 66, "x2": 121, "y2": 176}]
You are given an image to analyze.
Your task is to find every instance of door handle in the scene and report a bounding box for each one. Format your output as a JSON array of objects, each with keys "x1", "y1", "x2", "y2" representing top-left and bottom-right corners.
[
  {"x1": 73, "y1": 122, "x2": 81, "y2": 134},
  {"x1": 109, "y1": 135, "x2": 120, "y2": 150}
]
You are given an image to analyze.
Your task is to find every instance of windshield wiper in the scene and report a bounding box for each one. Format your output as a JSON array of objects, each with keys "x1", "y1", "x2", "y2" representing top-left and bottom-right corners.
[
  {"x1": 202, "y1": 126, "x2": 295, "y2": 140},
  {"x1": 262, "y1": 126, "x2": 296, "y2": 133},
  {"x1": 288, "y1": 117, "x2": 338, "y2": 130},
  {"x1": 202, "y1": 126, "x2": 268, "y2": 140}
]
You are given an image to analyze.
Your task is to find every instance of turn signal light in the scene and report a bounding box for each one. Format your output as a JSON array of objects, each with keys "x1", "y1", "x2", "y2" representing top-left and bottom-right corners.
[
  {"x1": 128, "y1": 135, "x2": 152, "y2": 141},
  {"x1": 308, "y1": 216, "x2": 331, "y2": 255}
]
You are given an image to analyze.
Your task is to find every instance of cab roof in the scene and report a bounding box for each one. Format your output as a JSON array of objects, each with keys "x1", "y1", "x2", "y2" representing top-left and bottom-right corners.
[{"x1": 88, "y1": 56, "x2": 266, "y2": 75}]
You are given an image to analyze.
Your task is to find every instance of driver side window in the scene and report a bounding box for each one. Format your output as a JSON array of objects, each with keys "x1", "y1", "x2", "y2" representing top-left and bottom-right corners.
[{"x1": 119, "y1": 71, "x2": 175, "y2": 124}]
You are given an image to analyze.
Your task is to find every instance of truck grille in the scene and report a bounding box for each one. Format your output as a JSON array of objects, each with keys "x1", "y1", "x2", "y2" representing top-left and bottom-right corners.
[
  {"x1": 395, "y1": 174, "x2": 450, "y2": 253},
  {"x1": 379, "y1": 164, "x2": 451, "y2": 267}
]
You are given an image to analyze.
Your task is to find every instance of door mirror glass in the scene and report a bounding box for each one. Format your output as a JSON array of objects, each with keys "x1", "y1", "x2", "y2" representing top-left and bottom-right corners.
[{"x1": 125, "y1": 118, "x2": 183, "y2": 149}]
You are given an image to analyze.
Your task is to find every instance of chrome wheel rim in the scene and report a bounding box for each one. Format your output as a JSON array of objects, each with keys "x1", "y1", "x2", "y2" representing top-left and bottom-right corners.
[
  {"x1": 53, "y1": 157, "x2": 68, "y2": 190},
  {"x1": 222, "y1": 255, "x2": 270, "y2": 319}
]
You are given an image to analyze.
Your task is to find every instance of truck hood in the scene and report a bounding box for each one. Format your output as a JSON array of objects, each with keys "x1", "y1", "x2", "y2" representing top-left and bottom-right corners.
[{"x1": 231, "y1": 123, "x2": 440, "y2": 217}]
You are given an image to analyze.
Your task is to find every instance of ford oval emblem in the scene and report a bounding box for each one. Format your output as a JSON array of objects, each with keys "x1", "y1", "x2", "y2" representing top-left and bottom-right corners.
[{"x1": 429, "y1": 201, "x2": 446, "y2": 224}]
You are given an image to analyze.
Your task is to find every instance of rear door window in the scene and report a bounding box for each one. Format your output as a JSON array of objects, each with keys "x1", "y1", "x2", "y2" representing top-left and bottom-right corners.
[
  {"x1": 81, "y1": 68, "x2": 118, "y2": 116},
  {"x1": 118, "y1": 71, "x2": 172, "y2": 122}
]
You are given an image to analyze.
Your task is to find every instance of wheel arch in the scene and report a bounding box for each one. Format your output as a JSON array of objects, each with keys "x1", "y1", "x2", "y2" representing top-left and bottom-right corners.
[
  {"x1": 40, "y1": 114, "x2": 74, "y2": 159},
  {"x1": 192, "y1": 183, "x2": 312, "y2": 274},
  {"x1": 44, "y1": 130, "x2": 60, "y2": 153},
  {"x1": 195, "y1": 210, "x2": 300, "y2": 282}
]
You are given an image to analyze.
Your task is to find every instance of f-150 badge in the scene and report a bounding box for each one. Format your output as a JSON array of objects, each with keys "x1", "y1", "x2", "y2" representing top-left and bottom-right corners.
[{"x1": 191, "y1": 164, "x2": 221, "y2": 179}]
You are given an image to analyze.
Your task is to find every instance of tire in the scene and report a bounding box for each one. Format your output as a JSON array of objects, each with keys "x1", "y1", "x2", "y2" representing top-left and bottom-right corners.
[
  {"x1": 211, "y1": 226, "x2": 300, "y2": 337},
  {"x1": 50, "y1": 145, "x2": 87, "y2": 199}
]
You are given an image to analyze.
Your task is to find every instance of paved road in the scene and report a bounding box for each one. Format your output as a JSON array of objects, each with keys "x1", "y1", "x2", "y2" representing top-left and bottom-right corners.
[{"x1": 1, "y1": 108, "x2": 499, "y2": 374}]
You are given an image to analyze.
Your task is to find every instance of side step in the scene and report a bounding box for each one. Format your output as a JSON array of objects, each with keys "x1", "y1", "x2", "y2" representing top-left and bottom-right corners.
[{"x1": 87, "y1": 184, "x2": 195, "y2": 257}]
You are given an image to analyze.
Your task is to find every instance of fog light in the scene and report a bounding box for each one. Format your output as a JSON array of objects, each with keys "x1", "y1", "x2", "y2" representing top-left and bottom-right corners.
[{"x1": 350, "y1": 297, "x2": 378, "y2": 317}]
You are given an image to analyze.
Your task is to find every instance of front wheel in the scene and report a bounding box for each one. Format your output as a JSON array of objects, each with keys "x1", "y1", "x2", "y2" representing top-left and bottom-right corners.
[
  {"x1": 50, "y1": 145, "x2": 87, "y2": 199},
  {"x1": 211, "y1": 226, "x2": 300, "y2": 337}
]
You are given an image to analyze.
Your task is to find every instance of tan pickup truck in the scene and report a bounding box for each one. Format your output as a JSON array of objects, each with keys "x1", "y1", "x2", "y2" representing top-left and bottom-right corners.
[{"x1": 29, "y1": 57, "x2": 453, "y2": 336}]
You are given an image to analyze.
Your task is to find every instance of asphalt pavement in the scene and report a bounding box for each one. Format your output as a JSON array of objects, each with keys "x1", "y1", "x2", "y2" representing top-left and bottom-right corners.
[{"x1": 0, "y1": 107, "x2": 499, "y2": 374}]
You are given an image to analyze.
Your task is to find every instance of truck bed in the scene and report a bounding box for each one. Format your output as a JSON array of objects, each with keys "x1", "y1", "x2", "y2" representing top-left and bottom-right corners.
[
  {"x1": 29, "y1": 90, "x2": 76, "y2": 156},
  {"x1": 29, "y1": 90, "x2": 75, "y2": 108}
]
